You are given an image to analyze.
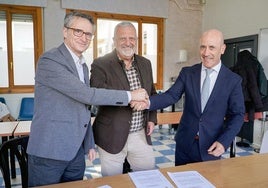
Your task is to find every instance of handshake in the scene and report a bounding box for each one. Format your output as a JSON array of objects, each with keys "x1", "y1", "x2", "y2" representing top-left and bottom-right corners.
[{"x1": 130, "y1": 88, "x2": 150, "y2": 111}]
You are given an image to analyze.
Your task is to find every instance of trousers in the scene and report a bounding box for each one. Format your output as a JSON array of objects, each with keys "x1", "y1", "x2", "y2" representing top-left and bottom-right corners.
[
  {"x1": 98, "y1": 128, "x2": 155, "y2": 176},
  {"x1": 28, "y1": 145, "x2": 85, "y2": 186}
]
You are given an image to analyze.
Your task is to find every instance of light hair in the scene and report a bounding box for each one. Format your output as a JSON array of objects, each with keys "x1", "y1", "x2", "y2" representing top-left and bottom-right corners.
[{"x1": 113, "y1": 22, "x2": 136, "y2": 38}]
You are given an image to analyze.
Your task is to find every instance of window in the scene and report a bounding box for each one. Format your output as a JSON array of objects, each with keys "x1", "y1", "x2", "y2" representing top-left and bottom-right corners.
[
  {"x1": 68, "y1": 10, "x2": 164, "y2": 90},
  {"x1": 0, "y1": 5, "x2": 43, "y2": 93}
]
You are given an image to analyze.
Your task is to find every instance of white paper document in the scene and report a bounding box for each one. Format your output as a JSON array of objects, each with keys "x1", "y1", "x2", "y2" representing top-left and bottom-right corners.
[
  {"x1": 129, "y1": 169, "x2": 174, "y2": 188},
  {"x1": 167, "y1": 170, "x2": 215, "y2": 188}
]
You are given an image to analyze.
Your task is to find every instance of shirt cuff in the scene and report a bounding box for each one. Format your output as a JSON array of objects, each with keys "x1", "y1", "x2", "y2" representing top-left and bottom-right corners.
[{"x1": 127, "y1": 91, "x2": 131, "y2": 103}]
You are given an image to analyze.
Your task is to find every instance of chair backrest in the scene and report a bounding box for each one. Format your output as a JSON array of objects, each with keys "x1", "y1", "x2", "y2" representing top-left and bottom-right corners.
[
  {"x1": 260, "y1": 130, "x2": 268, "y2": 153},
  {"x1": 156, "y1": 111, "x2": 182, "y2": 125},
  {"x1": 0, "y1": 136, "x2": 29, "y2": 188},
  {"x1": 18, "y1": 97, "x2": 34, "y2": 121},
  {"x1": 0, "y1": 97, "x2": 6, "y2": 104}
]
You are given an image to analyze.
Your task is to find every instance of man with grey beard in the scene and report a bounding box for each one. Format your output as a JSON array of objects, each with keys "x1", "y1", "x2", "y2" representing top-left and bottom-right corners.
[{"x1": 90, "y1": 22, "x2": 157, "y2": 176}]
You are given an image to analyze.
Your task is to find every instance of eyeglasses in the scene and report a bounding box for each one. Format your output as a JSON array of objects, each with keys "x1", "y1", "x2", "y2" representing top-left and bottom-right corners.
[{"x1": 65, "y1": 26, "x2": 94, "y2": 40}]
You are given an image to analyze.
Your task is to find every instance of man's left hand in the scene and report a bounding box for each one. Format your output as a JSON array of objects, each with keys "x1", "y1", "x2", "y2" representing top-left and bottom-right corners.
[
  {"x1": 146, "y1": 121, "x2": 155, "y2": 135},
  {"x1": 88, "y1": 148, "x2": 96, "y2": 161},
  {"x1": 207, "y1": 141, "x2": 225, "y2": 157}
]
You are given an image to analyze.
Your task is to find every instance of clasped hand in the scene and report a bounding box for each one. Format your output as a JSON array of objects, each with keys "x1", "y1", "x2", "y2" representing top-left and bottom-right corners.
[{"x1": 130, "y1": 88, "x2": 149, "y2": 111}]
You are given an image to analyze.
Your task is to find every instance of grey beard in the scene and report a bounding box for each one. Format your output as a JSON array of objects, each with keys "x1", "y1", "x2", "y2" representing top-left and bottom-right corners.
[{"x1": 121, "y1": 48, "x2": 135, "y2": 57}]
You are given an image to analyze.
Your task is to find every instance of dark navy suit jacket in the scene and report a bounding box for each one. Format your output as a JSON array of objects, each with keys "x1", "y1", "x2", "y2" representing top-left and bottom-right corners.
[{"x1": 150, "y1": 63, "x2": 245, "y2": 161}]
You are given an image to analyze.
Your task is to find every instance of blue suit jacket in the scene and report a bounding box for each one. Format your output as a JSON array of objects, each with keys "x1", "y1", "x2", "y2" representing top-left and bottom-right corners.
[
  {"x1": 27, "y1": 43, "x2": 129, "y2": 161},
  {"x1": 150, "y1": 63, "x2": 245, "y2": 161}
]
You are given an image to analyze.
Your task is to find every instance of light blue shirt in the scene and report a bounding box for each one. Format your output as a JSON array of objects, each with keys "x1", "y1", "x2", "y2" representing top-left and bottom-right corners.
[{"x1": 201, "y1": 62, "x2": 221, "y2": 96}]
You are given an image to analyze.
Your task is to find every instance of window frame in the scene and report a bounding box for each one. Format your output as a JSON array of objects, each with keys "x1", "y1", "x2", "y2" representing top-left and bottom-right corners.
[{"x1": 0, "y1": 5, "x2": 43, "y2": 94}]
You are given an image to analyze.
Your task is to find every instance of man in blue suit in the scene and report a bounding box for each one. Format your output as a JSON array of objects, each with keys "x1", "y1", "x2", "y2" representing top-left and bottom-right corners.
[
  {"x1": 27, "y1": 12, "x2": 148, "y2": 186},
  {"x1": 133, "y1": 29, "x2": 245, "y2": 165}
]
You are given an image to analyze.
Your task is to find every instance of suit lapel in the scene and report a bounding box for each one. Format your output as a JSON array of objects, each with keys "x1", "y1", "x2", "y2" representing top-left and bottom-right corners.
[
  {"x1": 204, "y1": 65, "x2": 227, "y2": 112},
  {"x1": 191, "y1": 64, "x2": 202, "y2": 112},
  {"x1": 110, "y1": 51, "x2": 131, "y2": 90},
  {"x1": 133, "y1": 57, "x2": 145, "y2": 88},
  {"x1": 58, "y1": 43, "x2": 80, "y2": 79}
]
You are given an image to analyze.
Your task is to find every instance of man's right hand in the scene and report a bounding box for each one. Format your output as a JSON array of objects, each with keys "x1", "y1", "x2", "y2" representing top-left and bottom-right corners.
[
  {"x1": 130, "y1": 88, "x2": 149, "y2": 101},
  {"x1": 130, "y1": 100, "x2": 149, "y2": 111}
]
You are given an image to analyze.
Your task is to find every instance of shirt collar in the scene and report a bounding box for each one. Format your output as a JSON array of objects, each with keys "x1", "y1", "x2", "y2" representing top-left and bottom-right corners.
[
  {"x1": 116, "y1": 52, "x2": 135, "y2": 63},
  {"x1": 117, "y1": 53, "x2": 135, "y2": 69},
  {"x1": 201, "y1": 61, "x2": 222, "y2": 73},
  {"x1": 64, "y1": 43, "x2": 85, "y2": 65}
]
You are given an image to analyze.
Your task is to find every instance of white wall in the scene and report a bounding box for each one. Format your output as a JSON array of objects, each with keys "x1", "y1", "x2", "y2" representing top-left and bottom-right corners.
[
  {"x1": 258, "y1": 28, "x2": 268, "y2": 76},
  {"x1": 43, "y1": 0, "x2": 65, "y2": 51},
  {"x1": 0, "y1": 0, "x2": 47, "y2": 7},
  {"x1": 203, "y1": 0, "x2": 268, "y2": 39},
  {"x1": 61, "y1": 0, "x2": 169, "y2": 18},
  {"x1": 162, "y1": 0, "x2": 203, "y2": 89}
]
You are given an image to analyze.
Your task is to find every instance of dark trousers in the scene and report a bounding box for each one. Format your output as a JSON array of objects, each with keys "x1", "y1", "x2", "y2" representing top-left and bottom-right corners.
[
  {"x1": 175, "y1": 139, "x2": 202, "y2": 166},
  {"x1": 28, "y1": 146, "x2": 85, "y2": 187}
]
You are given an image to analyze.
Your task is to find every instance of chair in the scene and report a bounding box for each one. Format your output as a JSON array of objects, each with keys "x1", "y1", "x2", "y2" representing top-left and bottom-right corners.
[
  {"x1": 156, "y1": 111, "x2": 182, "y2": 125},
  {"x1": 0, "y1": 97, "x2": 6, "y2": 104},
  {"x1": 17, "y1": 97, "x2": 34, "y2": 121},
  {"x1": 0, "y1": 136, "x2": 29, "y2": 188},
  {"x1": 122, "y1": 158, "x2": 132, "y2": 174},
  {"x1": 229, "y1": 138, "x2": 236, "y2": 158},
  {"x1": 260, "y1": 130, "x2": 268, "y2": 153}
]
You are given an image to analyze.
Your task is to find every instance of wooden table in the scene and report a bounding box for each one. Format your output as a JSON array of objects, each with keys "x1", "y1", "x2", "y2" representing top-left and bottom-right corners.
[
  {"x1": 13, "y1": 118, "x2": 95, "y2": 136},
  {"x1": 0, "y1": 121, "x2": 19, "y2": 137},
  {"x1": 37, "y1": 153, "x2": 268, "y2": 188},
  {"x1": 13, "y1": 121, "x2": 31, "y2": 136}
]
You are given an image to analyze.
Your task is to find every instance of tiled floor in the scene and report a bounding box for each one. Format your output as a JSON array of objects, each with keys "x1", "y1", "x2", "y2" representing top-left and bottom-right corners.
[
  {"x1": 1, "y1": 126, "x2": 257, "y2": 187},
  {"x1": 84, "y1": 126, "x2": 256, "y2": 180}
]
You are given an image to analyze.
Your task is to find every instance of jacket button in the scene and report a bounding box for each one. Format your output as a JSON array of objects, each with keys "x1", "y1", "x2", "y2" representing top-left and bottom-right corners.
[{"x1": 84, "y1": 124, "x2": 87, "y2": 127}]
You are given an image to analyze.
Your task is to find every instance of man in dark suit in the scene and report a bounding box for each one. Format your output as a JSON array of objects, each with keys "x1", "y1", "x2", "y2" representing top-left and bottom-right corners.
[
  {"x1": 27, "y1": 12, "x2": 148, "y2": 187},
  {"x1": 90, "y1": 22, "x2": 157, "y2": 176},
  {"x1": 133, "y1": 29, "x2": 245, "y2": 165}
]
